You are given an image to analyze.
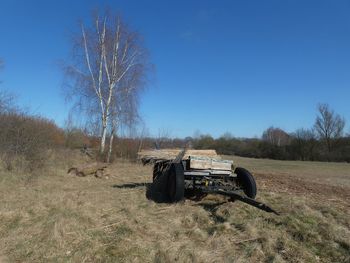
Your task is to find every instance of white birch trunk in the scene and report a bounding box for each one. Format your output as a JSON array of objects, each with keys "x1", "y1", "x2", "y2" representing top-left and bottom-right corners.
[
  {"x1": 100, "y1": 127, "x2": 107, "y2": 154},
  {"x1": 107, "y1": 132, "x2": 114, "y2": 163},
  {"x1": 100, "y1": 115, "x2": 108, "y2": 154},
  {"x1": 107, "y1": 120, "x2": 116, "y2": 163}
]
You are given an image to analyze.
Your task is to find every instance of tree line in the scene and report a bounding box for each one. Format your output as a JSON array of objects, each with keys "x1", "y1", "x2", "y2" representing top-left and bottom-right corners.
[
  {"x1": 1, "y1": 84, "x2": 349, "y2": 166},
  {"x1": 193, "y1": 104, "x2": 349, "y2": 162}
]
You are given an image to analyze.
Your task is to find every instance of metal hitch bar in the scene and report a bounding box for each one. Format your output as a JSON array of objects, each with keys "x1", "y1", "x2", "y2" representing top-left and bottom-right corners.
[{"x1": 205, "y1": 189, "x2": 280, "y2": 215}]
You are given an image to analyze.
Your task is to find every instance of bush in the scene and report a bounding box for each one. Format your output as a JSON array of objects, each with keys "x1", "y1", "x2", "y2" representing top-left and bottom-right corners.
[
  {"x1": 0, "y1": 112, "x2": 65, "y2": 171},
  {"x1": 64, "y1": 128, "x2": 90, "y2": 149}
]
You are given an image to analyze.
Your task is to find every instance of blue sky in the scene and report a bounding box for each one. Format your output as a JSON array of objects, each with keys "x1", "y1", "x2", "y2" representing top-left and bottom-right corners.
[{"x1": 0, "y1": 0, "x2": 349, "y2": 138}]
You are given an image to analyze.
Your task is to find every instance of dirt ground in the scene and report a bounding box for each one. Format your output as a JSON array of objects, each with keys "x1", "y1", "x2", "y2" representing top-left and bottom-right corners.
[
  {"x1": 255, "y1": 173, "x2": 350, "y2": 207},
  {"x1": 0, "y1": 152, "x2": 349, "y2": 262}
]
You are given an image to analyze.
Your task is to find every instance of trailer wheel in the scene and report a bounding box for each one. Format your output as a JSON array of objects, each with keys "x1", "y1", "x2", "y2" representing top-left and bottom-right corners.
[
  {"x1": 167, "y1": 163, "x2": 185, "y2": 202},
  {"x1": 153, "y1": 163, "x2": 161, "y2": 181},
  {"x1": 235, "y1": 167, "x2": 257, "y2": 199}
]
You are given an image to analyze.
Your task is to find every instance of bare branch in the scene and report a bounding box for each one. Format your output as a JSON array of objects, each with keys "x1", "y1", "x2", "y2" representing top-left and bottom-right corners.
[{"x1": 81, "y1": 24, "x2": 98, "y2": 97}]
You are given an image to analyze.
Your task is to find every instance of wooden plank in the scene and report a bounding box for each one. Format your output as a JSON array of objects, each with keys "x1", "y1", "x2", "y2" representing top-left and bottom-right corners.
[
  {"x1": 189, "y1": 156, "x2": 233, "y2": 171},
  {"x1": 138, "y1": 149, "x2": 218, "y2": 162},
  {"x1": 183, "y1": 150, "x2": 218, "y2": 159},
  {"x1": 212, "y1": 159, "x2": 233, "y2": 170}
]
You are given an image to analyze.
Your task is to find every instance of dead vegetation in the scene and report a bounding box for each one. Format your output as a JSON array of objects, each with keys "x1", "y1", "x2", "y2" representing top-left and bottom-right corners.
[
  {"x1": 67, "y1": 163, "x2": 108, "y2": 178},
  {"x1": 0, "y1": 151, "x2": 349, "y2": 262}
]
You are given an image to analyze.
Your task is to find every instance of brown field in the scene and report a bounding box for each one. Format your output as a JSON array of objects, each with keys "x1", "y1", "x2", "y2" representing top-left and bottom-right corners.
[{"x1": 0, "y1": 151, "x2": 349, "y2": 262}]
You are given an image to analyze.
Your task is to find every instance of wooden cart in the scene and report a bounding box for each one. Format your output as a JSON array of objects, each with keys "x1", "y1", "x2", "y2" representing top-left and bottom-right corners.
[{"x1": 139, "y1": 149, "x2": 279, "y2": 215}]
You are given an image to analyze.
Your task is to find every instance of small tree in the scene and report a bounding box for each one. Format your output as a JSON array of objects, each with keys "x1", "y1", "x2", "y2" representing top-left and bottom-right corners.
[
  {"x1": 0, "y1": 91, "x2": 15, "y2": 114},
  {"x1": 314, "y1": 103, "x2": 345, "y2": 153},
  {"x1": 292, "y1": 128, "x2": 316, "y2": 160},
  {"x1": 154, "y1": 128, "x2": 171, "y2": 149},
  {"x1": 65, "y1": 10, "x2": 148, "y2": 156},
  {"x1": 0, "y1": 59, "x2": 16, "y2": 113}
]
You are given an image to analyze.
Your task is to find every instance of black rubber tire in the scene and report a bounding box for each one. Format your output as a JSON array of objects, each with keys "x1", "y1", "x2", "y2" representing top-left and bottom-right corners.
[
  {"x1": 153, "y1": 163, "x2": 161, "y2": 182},
  {"x1": 235, "y1": 167, "x2": 257, "y2": 199},
  {"x1": 167, "y1": 163, "x2": 185, "y2": 202},
  {"x1": 147, "y1": 167, "x2": 169, "y2": 203}
]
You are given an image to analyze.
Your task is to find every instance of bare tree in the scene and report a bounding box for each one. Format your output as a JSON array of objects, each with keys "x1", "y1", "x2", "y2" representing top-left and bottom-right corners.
[
  {"x1": 136, "y1": 122, "x2": 149, "y2": 153},
  {"x1": 0, "y1": 91, "x2": 15, "y2": 114},
  {"x1": 262, "y1": 127, "x2": 290, "y2": 146},
  {"x1": 0, "y1": 59, "x2": 16, "y2": 113},
  {"x1": 65, "y1": 10, "x2": 148, "y2": 156},
  {"x1": 292, "y1": 128, "x2": 316, "y2": 160},
  {"x1": 314, "y1": 103, "x2": 345, "y2": 152},
  {"x1": 155, "y1": 128, "x2": 171, "y2": 149}
]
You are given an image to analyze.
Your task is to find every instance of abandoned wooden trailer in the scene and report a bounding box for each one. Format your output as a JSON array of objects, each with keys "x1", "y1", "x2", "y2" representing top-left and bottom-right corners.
[{"x1": 138, "y1": 149, "x2": 279, "y2": 215}]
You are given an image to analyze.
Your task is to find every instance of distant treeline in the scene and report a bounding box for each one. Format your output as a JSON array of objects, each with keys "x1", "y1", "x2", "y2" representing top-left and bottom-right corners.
[
  {"x1": 192, "y1": 132, "x2": 350, "y2": 162},
  {"x1": 124, "y1": 130, "x2": 350, "y2": 162},
  {"x1": 1, "y1": 90, "x2": 349, "y2": 169},
  {"x1": 1, "y1": 110, "x2": 349, "y2": 169},
  {"x1": 192, "y1": 104, "x2": 349, "y2": 162},
  {"x1": 139, "y1": 103, "x2": 350, "y2": 163}
]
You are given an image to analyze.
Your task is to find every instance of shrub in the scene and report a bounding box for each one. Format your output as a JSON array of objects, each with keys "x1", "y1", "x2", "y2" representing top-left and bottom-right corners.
[{"x1": 0, "y1": 112, "x2": 65, "y2": 171}]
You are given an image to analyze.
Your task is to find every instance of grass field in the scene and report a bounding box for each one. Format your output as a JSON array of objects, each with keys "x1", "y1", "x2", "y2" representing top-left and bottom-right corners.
[
  {"x1": 0, "y1": 151, "x2": 349, "y2": 262},
  {"x1": 226, "y1": 155, "x2": 350, "y2": 187}
]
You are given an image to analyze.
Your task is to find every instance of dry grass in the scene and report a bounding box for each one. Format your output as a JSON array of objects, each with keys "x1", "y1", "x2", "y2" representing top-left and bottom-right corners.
[
  {"x1": 0, "y1": 151, "x2": 349, "y2": 262},
  {"x1": 226, "y1": 155, "x2": 350, "y2": 187}
]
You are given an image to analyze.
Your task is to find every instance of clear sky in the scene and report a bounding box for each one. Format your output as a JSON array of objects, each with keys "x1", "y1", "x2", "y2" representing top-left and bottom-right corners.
[{"x1": 0, "y1": 0, "x2": 349, "y2": 138}]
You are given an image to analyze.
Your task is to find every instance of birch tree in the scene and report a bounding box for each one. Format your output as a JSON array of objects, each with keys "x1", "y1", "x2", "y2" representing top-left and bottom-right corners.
[
  {"x1": 106, "y1": 74, "x2": 142, "y2": 162},
  {"x1": 314, "y1": 103, "x2": 345, "y2": 152},
  {"x1": 65, "y1": 12, "x2": 148, "y2": 155}
]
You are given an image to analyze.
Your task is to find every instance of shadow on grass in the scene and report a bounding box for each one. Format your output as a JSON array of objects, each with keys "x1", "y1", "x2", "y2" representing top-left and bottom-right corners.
[
  {"x1": 194, "y1": 202, "x2": 227, "y2": 223},
  {"x1": 112, "y1": 183, "x2": 151, "y2": 189},
  {"x1": 112, "y1": 177, "x2": 229, "y2": 220},
  {"x1": 112, "y1": 174, "x2": 171, "y2": 203}
]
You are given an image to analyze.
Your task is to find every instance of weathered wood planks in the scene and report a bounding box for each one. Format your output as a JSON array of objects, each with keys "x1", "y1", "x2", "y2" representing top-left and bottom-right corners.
[
  {"x1": 138, "y1": 149, "x2": 218, "y2": 162},
  {"x1": 189, "y1": 156, "x2": 233, "y2": 171},
  {"x1": 138, "y1": 149, "x2": 233, "y2": 171}
]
